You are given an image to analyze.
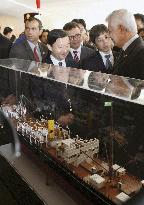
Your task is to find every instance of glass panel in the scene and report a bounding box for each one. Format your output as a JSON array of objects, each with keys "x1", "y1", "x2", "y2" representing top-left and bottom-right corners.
[{"x1": 0, "y1": 58, "x2": 143, "y2": 204}]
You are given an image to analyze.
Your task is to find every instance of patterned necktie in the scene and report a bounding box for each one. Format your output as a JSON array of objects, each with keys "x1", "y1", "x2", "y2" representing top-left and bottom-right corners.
[
  {"x1": 34, "y1": 46, "x2": 40, "y2": 62},
  {"x1": 73, "y1": 51, "x2": 79, "y2": 62},
  {"x1": 105, "y1": 54, "x2": 112, "y2": 70},
  {"x1": 58, "y1": 62, "x2": 63, "y2": 66}
]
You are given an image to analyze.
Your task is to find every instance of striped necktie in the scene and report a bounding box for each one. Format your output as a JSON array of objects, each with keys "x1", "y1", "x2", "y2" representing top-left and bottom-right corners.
[{"x1": 73, "y1": 51, "x2": 79, "y2": 62}]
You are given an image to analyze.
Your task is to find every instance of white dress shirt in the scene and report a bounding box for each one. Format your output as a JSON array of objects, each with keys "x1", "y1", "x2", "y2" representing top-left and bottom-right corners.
[
  {"x1": 50, "y1": 55, "x2": 66, "y2": 67},
  {"x1": 70, "y1": 45, "x2": 81, "y2": 60},
  {"x1": 27, "y1": 40, "x2": 42, "y2": 62},
  {"x1": 99, "y1": 50, "x2": 114, "y2": 66}
]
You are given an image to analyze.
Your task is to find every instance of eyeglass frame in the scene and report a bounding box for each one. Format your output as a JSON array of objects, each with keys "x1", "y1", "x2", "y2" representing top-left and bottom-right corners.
[{"x1": 68, "y1": 33, "x2": 81, "y2": 40}]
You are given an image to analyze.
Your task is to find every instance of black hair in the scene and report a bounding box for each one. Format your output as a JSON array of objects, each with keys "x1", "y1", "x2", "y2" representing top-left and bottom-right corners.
[
  {"x1": 89, "y1": 24, "x2": 109, "y2": 44},
  {"x1": 134, "y1": 13, "x2": 144, "y2": 24},
  {"x1": 63, "y1": 22, "x2": 80, "y2": 31},
  {"x1": 47, "y1": 29, "x2": 68, "y2": 46},
  {"x1": 25, "y1": 17, "x2": 43, "y2": 30},
  {"x1": 71, "y1": 19, "x2": 86, "y2": 29},
  {"x1": 39, "y1": 29, "x2": 50, "y2": 39},
  {"x1": 3, "y1": 27, "x2": 13, "y2": 35},
  {"x1": 10, "y1": 34, "x2": 16, "y2": 43}
]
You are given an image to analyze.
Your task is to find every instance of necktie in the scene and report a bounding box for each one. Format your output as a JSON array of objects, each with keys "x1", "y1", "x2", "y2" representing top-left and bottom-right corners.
[
  {"x1": 58, "y1": 62, "x2": 63, "y2": 66},
  {"x1": 105, "y1": 54, "x2": 112, "y2": 70},
  {"x1": 73, "y1": 51, "x2": 79, "y2": 62},
  {"x1": 34, "y1": 46, "x2": 40, "y2": 62}
]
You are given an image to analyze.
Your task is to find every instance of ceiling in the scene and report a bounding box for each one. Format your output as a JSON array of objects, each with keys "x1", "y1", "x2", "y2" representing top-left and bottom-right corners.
[{"x1": 0, "y1": 0, "x2": 144, "y2": 31}]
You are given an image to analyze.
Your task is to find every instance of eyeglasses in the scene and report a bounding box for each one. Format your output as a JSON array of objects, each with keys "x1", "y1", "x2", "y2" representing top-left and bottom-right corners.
[{"x1": 69, "y1": 33, "x2": 81, "y2": 40}]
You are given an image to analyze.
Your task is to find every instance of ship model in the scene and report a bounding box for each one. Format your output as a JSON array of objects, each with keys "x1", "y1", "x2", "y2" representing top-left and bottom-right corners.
[{"x1": 1, "y1": 102, "x2": 143, "y2": 205}]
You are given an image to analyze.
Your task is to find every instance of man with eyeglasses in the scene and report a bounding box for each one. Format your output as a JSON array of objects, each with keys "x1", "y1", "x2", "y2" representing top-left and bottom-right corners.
[{"x1": 63, "y1": 22, "x2": 94, "y2": 66}]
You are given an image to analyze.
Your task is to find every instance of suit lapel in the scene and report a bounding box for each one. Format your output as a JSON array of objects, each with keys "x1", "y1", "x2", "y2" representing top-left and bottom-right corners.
[
  {"x1": 23, "y1": 40, "x2": 35, "y2": 61},
  {"x1": 38, "y1": 42, "x2": 47, "y2": 61}
]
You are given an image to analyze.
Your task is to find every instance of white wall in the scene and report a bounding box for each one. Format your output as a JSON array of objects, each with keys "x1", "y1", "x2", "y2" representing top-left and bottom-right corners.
[
  {"x1": 0, "y1": 15, "x2": 24, "y2": 36},
  {"x1": 40, "y1": 0, "x2": 144, "y2": 30},
  {"x1": 0, "y1": 0, "x2": 144, "y2": 35}
]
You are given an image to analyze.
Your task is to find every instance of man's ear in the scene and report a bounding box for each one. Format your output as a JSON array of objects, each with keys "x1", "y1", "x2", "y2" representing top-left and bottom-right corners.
[
  {"x1": 119, "y1": 24, "x2": 126, "y2": 33},
  {"x1": 48, "y1": 44, "x2": 52, "y2": 51}
]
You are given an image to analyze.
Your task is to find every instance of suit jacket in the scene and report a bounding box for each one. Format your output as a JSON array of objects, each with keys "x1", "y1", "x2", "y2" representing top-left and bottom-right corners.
[
  {"x1": 0, "y1": 33, "x2": 12, "y2": 59},
  {"x1": 45, "y1": 54, "x2": 79, "y2": 68},
  {"x1": 9, "y1": 39, "x2": 48, "y2": 62},
  {"x1": 80, "y1": 50, "x2": 118, "y2": 74},
  {"x1": 113, "y1": 37, "x2": 144, "y2": 80},
  {"x1": 66, "y1": 45, "x2": 94, "y2": 67}
]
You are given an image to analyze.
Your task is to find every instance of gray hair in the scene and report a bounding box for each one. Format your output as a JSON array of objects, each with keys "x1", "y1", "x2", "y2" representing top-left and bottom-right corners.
[{"x1": 106, "y1": 9, "x2": 137, "y2": 34}]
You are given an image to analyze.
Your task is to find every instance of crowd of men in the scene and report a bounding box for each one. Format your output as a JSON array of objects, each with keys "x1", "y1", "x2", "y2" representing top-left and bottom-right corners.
[
  {"x1": 0, "y1": 9, "x2": 144, "y2": 80},
  {"x1": 1, "y1": 9, "x2": 144, "y2": 179}
]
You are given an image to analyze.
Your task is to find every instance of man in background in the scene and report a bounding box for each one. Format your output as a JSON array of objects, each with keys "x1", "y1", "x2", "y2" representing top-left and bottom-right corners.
[
  {"x1": 63, "y1": 22, "x2": 94, "y2": 67},
  {"x1": 80, "y1": 24, "x2": 117, "y2": 73},
  {"x1": 3, "y1": 27, "x2": 13, "y2": 40},
  {"x1": 9, "y1": 17, "x2": 48, "y2": 62},
  {"x1": 0, "y1": 26, "x2": 12, "y2": 59}
]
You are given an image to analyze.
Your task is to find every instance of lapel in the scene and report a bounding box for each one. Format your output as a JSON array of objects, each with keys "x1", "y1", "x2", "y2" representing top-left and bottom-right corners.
[
  {"x1": 46, "y1": 55, "x2": 53, "y2": 64},
  {"x1": 23, "y1": 40, "x2": 35, "y2": 61},
  {"x1": 38, "y1": 42, "x2": 47, "y2": 60},
  {"x1": 97, "y1": 51, "x2": 106, "y2": 69}
]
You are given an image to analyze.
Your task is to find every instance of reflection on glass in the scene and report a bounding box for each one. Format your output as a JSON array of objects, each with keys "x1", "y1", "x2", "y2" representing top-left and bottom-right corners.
[
  {"x1": 105, "y1": 75, "x2": 133, "y2": 98},
  {"x1": 48, "y1": 65, "x2": 70, "y2": 83},
  {"x1": 88, "y1": 71, "x2": 110, "y2": 91},
  {"x1": 1, "y1": 58, "x2": 144, "y2": 106},
  {"x1": 68, "y1": 68, "x2": 85, "y2": 86}
]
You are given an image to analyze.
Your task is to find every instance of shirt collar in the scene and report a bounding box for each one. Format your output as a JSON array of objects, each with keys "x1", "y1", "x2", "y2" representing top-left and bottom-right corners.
[
  {"x1": 70, "y1": 45, "x2": 81, "y2": 53},
  {"x1": 27, "y1": 40, "x2": 39, "y2": 51},
  {"x1": 99, "y1": 50, "x2": 112, "y2": 58},
  {"x1": 50, "y1": 54, "x2": 66, "y2": 66},
  {"x1": 123, "y1": 34, "x2": 139, "y2": 51}
]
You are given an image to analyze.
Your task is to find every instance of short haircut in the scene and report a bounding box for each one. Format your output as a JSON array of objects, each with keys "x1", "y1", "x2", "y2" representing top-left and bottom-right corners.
[
  {"x1": 106, "y1": 9, "x2": 137, "y2": 34},
  {"x1": 89, "y1": 24, "x2": 109, "y2": 44},
  {"x1": 25, "y1": 17, "x2": 43, "y2": 30},
  {"x1": 71, "y1": 19, "x2": 86, "y2": 29},
  {"x1": 63, "y1": 22, "x2": 80, "y2": 31},
  {"x1": 134, "y1": 13, "x2": 144, "y2": 24},
  {"x1": 3, "y1": 27, "x2": 13, "y2": 35},
  {"x1": 42, "y1": 29, "x2": 50, "y2": 33},
  {"x1": 47, "y1": 29, "x2": 68, "y2": 46}
]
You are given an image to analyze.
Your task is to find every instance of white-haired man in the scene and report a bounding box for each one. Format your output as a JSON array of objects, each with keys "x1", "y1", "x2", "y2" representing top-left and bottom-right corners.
[{"x1": 106, "y1": 9, "x2": 144, "y2": 80}]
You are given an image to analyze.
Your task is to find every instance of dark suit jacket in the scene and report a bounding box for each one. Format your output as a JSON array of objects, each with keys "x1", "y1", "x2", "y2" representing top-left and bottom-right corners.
[
  {"x1": 0, "y1": 33, "x2": 12, "y2": 59},
  {"x1": 45, "y1": 54, "x2": 79, "y2": 68},
  {"x1": 80, "y1": 50, "x2": 118, "y2": 73},
  {"x1": 66, "y1": 45, "x2": 94, "y2": 67},
  {"x1": 9, "y1": 39, "x2": 48, "y2": 62},
  {"x1": 113, "y1": 37, "x2": 144, "y2": 80}
]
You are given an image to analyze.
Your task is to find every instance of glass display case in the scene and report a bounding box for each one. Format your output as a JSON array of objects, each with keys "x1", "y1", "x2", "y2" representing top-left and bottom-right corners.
[{"x1": 0, "y1": 58, "x2": 144, "y2": 205}]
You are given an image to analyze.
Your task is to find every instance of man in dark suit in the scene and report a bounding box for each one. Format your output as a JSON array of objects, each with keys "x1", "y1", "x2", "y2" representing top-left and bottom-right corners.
[
  {"x1": 106, "y1": 9, "x2": 144, "y2": 80},
  {"x1": 9, "y1": 17, "x2": 48, "y2": 62},
  {"x1": 0, "y1": 26, "x2": 12, "y2": 59},
  {"x1": 63, "y1": 22, "x2": 94, "y2": 67},
  {"x1": 45, "y1": 29, "x2": 78, "y2": 68},
  {"x1": 80, "y1": 24, "x2": 118, "y2": 73}
]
